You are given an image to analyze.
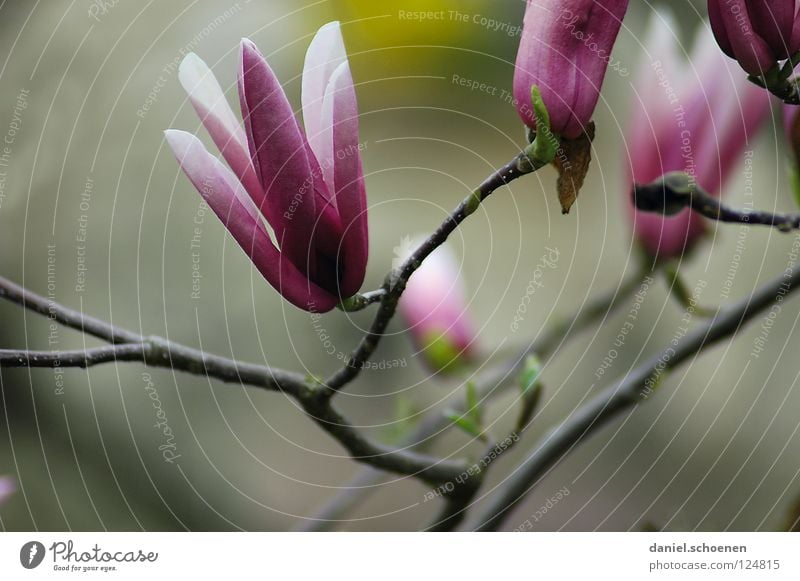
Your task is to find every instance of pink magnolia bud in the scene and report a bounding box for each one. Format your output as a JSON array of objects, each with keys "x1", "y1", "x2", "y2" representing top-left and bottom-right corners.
[
  {"x1": 514, "y1": 0, "x2": 629, "y2": 139},
  {"x1": 708, "y1": 0, "x2": 800, "y2": 76},
  {"x1": 626, "y1": 13, "x2": 770, "y2": 260},
  {"x1": 0, "y1": 476, "x2": 15, "y2": 506},
  {"x1": 399, "y1": 244, "x2": 476, "y2": 374},
  {"x1": 166, "y1": 22, "x2": 368, "y2": 313}
]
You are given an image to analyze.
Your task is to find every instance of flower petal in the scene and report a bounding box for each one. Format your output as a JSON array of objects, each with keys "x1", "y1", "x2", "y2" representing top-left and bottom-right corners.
[
  {"x1": 627, "y1": 10, "x2": 681, "y2": 178},
  {"x1": 399, "y1": 242, "x2": 476, "y2": 366},
  {"x1": 514, "y1": 0, "x2": 629, "y2": 139},
  {"x1": 165, "y1": 130, "x2": 338, "y2": 311},
  {"x1": 627, "y1": 14, "x2": 770, "y2": 261},
  {"x1": 0, "y1": 476, "x2": 15, "y2": 506},
  {"x1": 238, "y1": 38, "x2": 317, "y2": 270},
  {"x1": 178, "y1": 53, "x2": 263, "y2": 202},
  {"x1": 709, "y1": 0, "x2": 776, "y2": 75},
  {"x1": 321, "y1": 61, "x2": 368, "y2": 297},
  {"x1": 302, "y1": 21, "x2": 347, "y2": 164},
  {"x1": 749, "y1": 0, "x2": 796, "y2": 59}
]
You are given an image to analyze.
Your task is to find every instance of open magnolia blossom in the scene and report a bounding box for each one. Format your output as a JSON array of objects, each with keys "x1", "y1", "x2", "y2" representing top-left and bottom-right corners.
[
  {"x1": 166, "y1": 22, "x2": 368, "y2": 312},
  {"x1": 627, "y1": 12, "x2": 770, "y2": 260},
  {"x1": 708, "y1": 0, "x2": 800, "y2": 76}
]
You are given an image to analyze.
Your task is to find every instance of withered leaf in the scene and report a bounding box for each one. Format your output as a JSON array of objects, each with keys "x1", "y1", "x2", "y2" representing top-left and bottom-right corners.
[{"x1": 552, "y1": 122, "x2": 595, "y2": 214}]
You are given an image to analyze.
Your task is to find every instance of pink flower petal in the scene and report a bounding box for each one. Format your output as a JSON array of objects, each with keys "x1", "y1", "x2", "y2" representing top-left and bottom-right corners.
[
  {"x1": 708, "y1": 0, "x2": 776, "y2": 75},
  {"x1": 321, "y1": 61, "x2": 368, "y2": 297},
  {"x1": 0, "y1": 476, "x2": 15, "y2": 505},
  {"x1": 302, "y1": 21, "x2": 347, "y2": 164},
  {"x1": 238, "y1": 39, "x2": 317, "y2": 270},
  {"x1": 178, "y1": 53, "x2": 263, "y2": 203},
  {"x1": 400, "y1": 243, "x2": 475, "y2": 361},
  {"x1": 627, "y1": 14, "x2": 770, "y2": 260},
  {"x1": 514, "y1": 0, "x2": 629, "y2": 139}
]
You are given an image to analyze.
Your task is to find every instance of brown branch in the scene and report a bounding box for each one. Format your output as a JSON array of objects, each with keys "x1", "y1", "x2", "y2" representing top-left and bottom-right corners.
[
  {"x1": 0, "y1": 275, "x2": 142, "y2": 344},
  {"x1": 0, "y1": 278, "x2": 468, "y2": 485},
  {"x1": 634, "y1": 172, "x2": 800, "y2": 233},
  {"x1": 467, "y1": 264, "x2": 800, "y2": 531},
  {"x1": 299, "y1": 269, "x2": 647, "y2": 530}
]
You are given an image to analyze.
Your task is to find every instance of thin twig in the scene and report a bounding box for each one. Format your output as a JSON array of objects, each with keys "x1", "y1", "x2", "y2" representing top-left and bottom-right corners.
[
  {"x1": 324, "y1": 155, "x2": 534, "y2": 396},
  {"x1": 0, "y1": 275, "x2": 142, "y2": 344},
  {"x1": 0, "y1": 281, "x2": 468, "y2": 484},
  {"x1": 634, "y1": 173, "x2": 800, "y2": 233},
  {"x1": 299, "y1": 269, "x2": 647, "y2": 530},
  {"x1": 467, "y1": 264, "x2": 800, "y2": 531}
]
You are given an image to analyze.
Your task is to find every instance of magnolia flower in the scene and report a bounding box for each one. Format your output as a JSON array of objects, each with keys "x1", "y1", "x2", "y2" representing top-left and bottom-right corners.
[
  {"x1": 0, "y1": 476, "x2": 15, "y2": 506},
  {"x1": 514, "y1": 0, "x2": 629, "y2": 139},
  {"x1": 627, "y1": 13, "x2": 770, "y2": 260},
  {"x1": 708, "y1": 0, "x2": 800, "y2": 76},
  {"x1": 166, "y1": 22, "x2": 368, "y2": 312},
  {"x1": 399, "y1": 244, "x2": 476, "y2": 374}
]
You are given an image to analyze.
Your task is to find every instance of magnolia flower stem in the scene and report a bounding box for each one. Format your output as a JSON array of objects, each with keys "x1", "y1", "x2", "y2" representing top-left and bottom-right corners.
[
  {"x1": 663, "y1": 264, "x2": 715, "y2": 318},
  {"x1": 749, "y1": 60, "x2": 800, "y2": 105},
  {"x1": 467, "y1": 265, "x2": 800, "y2": 531},
  {"x1": 692, "y1": 199, "x2": 800, "y2": 232},
  {"x1": 428, "y1": 428, "x2": 526, "y2": 532},
  {"x1": 337, "y1": 289, "x2": 388, "y2": 312}
]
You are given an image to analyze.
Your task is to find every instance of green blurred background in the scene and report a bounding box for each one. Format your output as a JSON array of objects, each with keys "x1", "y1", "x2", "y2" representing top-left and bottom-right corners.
[{"x1": 1, "y1": 0, "x2": 799, "y2": 531}]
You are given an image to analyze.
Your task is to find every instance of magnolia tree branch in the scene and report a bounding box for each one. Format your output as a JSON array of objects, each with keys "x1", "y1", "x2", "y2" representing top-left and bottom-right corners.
[
  {"x1": 467, "y1": 264, "x2": 800, "y2": 531},
  {"x1": 0, "y1": 275, "x2": 141, "y2": 344},
  {"x1": 299, "y1": 268, "x2": 649, "y2": 531},
  {"x1": 0, "y1": 152, "x2": 542, "y2": 497},
  {"x1": 0, "y1": 275, "x2": 467, "y2": 484},
  {"x1": 634, "y1": 172, "x2": 800, "y2": 233}
]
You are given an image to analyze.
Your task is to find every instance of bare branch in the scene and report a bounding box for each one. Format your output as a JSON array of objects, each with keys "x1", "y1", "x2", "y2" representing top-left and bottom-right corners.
[
  {"x1": 0, "y1": 275, "x2": 142, "y2": 344},
  {"x1": 298, "y1": 269, "x2": 647, "y2": 530},
  {"x1": 634, "y1": 172, "x2": 800, "y2": 233},
  {"x1": 324, "y1": 154, "x2": 537, "y2": 396},
  {"x1": 467, "y1": 265, "x2": 800, "y2": 531},
  {"x1": 0, "y1": 344, "x2": 148, "y2": 368}
]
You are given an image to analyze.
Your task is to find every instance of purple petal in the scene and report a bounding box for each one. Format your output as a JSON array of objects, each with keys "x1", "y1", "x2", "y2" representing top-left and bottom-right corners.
[
  {"x1": 165, "y1": 130, "x2": 338, "y2": 311},
  {"x1": 399, "y1": 243, "x2": 476, "y2": 359},
  {"x1": 708, "y1": 0, "x2": 735, "y2": 58},
  {"x1": 708, "y1": 0, "x2": 776, "y2": 75},
  {"x1": 514, "y1": 0, "x2": 629, "y2": 139},
  {"x1": 321, "y1": 61, "x2": 368, "y2": 297},
  {"x1": 302, "y1": 21, "x2": 347, "y2": 165},
  {"x1": 627, "y1": 11, "x2": 680, "y2": 175},
  {"x1": 238, "y1": 39, "x2": 317, "y2": 270},
  {"x1": 178, "y1": 53, "x2": 263, "y2": 203},
  {"x1": 0, "y1": 476, "x2": 15, "y2": 505},
  {"x1": 748, "y1": 0, "x2": 796, "y2": 59},
  {"x1": 627, "y1": 15, "x2": 770, "y2": 260}
]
